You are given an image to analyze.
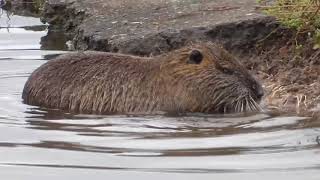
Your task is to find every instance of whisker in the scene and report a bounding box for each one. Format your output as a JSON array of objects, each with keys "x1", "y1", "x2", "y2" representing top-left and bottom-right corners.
[
  {"x1": 236, "y1": 100, "x2": 240, "y2": 112},
  {"x1": 246, "y1": 98, "x2": 250, "y2": 111},
  {"x1": 222, "y1": 92, "x2": 263, "y2": 113},
  {"x1": 251, "y1": 96, "x2": 262, "y2": 112},
  {"x1": 241, "y1": 100, "x2": 244, "y2": 112},
  {"x1": 248, "y1": 98, "x2": 254, "y2": 111},
  {"x1": 250, "y1": 100, "x2": 256, "y2": 111}
]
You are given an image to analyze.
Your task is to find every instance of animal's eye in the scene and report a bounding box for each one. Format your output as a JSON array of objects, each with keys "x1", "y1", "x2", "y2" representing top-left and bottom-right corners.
[{"x1": 188, "y1": 50, "x2": 203, "y2": 64}]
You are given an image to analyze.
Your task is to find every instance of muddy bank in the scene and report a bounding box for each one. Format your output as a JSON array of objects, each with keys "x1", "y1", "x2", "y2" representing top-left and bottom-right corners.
[
  {"x1": 41, "y1": 0, "x2": 320, "y2": 116},
  {"x1": 42, "y1": 0, "x2": 273, "y2": 54}
]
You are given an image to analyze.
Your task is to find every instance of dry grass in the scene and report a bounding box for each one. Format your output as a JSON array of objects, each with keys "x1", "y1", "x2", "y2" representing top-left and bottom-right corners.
[{"x1": 259, "y1": 0, "x2": 320, "y2": 48}]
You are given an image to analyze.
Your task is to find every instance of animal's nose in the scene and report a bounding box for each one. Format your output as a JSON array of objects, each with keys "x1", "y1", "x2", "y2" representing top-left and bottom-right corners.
[{"x1": 256, "y1": 86, "x2": 264, "y2": 99}]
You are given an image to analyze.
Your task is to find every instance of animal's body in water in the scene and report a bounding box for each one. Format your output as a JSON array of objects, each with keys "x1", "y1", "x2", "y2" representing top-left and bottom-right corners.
[{"x1": 22, "y1": 43, "x2": 264, "y2": 114}]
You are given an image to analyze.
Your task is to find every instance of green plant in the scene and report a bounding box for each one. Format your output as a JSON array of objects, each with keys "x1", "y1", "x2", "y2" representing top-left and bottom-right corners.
[
  {"x1": 261, "y1": 0, "x2": 320, "y2": 49},
  {"x1": 33, "y1": 0, "x2": 44, "y2": 12},
  {"x1": 314, "y1": 28, "x2": 320, "y2": 48}
]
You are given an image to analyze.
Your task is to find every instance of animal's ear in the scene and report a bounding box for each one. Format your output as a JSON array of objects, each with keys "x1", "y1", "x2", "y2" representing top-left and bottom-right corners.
[{"x1": 187, "y1": 50, "x2": 203, "y2": 64}]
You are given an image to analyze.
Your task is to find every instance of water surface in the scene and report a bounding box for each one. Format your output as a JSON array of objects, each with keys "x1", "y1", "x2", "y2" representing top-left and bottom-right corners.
[{"x1": 0, "y1": 9, "x2": 319, "y2": 180}]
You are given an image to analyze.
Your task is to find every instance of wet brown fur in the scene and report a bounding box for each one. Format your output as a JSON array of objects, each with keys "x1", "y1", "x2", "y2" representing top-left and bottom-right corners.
[{"x1": 22, "y1": 42, "x2": 263, "y2": 114}]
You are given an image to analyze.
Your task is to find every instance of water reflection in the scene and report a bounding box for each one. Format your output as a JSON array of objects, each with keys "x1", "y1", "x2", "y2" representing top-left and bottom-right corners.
[
  {"x1": 0, "y1": 0, "x2": 6, "y2": 8},
  {"x1": 40, "y1": 30, "x2": 70, "y2": 50}
]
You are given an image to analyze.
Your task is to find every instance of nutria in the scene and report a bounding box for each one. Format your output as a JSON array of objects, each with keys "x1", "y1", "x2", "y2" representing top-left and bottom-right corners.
[{"x1": 22, "y1": 43, "x2": 264, "y2": 114}]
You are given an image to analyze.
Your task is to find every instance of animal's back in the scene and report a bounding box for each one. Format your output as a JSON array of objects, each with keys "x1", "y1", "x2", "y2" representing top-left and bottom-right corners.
[{"x1": 22, "y1": 51, "x2": 155, "y2": 113}]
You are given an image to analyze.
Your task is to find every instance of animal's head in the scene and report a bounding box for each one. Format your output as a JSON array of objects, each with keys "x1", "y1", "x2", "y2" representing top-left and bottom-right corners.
[{"x1": 160, "y1": 42, "x2": 264, "y2": 113}]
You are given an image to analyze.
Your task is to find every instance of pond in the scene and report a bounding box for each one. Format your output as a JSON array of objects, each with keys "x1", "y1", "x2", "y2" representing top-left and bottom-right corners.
[{"x1": 0, "y1": 9, "x2": 319, "y2": 180}]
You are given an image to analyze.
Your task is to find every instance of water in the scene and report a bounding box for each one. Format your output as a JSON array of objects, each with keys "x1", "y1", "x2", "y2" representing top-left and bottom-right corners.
[{"x1": 0, "y1": 9, "x2": 320, "y2": 180}]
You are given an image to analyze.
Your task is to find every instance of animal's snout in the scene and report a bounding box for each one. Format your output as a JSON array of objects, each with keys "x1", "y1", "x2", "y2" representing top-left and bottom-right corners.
[{"x1": 255, "y1": 85, "x2": 264, "y2": 100}]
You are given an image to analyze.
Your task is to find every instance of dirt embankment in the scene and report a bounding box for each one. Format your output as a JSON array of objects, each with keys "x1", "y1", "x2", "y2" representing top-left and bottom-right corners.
[
  {"x1": 42, "y1": 0, "x2": 270, "y2": 54},
  {"x1": 41, "y1": 0, "x2": 320, "y2": 116}
]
